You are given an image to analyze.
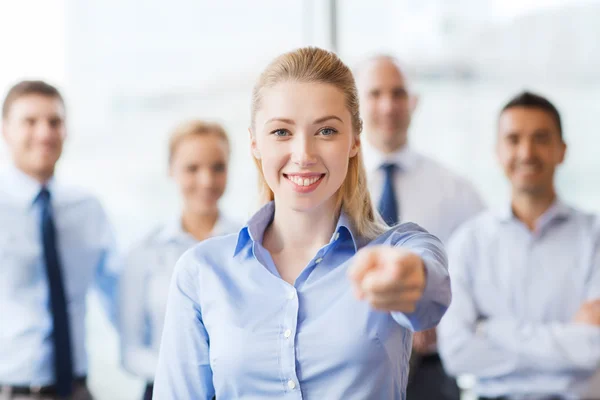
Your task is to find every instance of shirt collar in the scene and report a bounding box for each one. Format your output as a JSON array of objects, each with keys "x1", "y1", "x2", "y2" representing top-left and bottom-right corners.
[
  {"x1": 233, "y1": 201, "x2": 361, "y2": 257},
  {"x1": 157, "y1": 211, "x2": 233, "y2": 244},
  {"x1": 361, "y1": 137, "x2": 418, "y2": 173},
  {"x1": 156, "y1": 217, "x2": 194, "y2": 244},
  {"x1": 0, "y1": 164, "x2": 56, "y2": 209},
  {"x1": 495, "y1": 198, "x2": 572, "y2": 225}
]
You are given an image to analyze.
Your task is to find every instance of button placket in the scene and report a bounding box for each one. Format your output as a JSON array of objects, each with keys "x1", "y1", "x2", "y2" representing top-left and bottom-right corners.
[{"x1": 280, "y1": 285, "x2": 300, "y2": 392}]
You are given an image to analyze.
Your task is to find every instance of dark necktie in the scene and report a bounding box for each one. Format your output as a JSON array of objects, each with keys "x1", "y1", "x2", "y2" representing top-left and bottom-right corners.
[
  {"x1": 377, "y1": 163, "x2": 399, "y2": 226},
  {"x1": 38, "y1": 188, "x2": 74, "y2": 397}
]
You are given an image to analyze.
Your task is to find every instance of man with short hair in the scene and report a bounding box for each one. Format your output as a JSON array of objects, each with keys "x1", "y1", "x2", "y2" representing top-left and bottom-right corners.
[
  {"x1": 438, "y1": 91, "x2": 600, "y2": 400},
  {"x1": 0, "y1": 80, "x2": 120, "y2": 400},
  {"x1": 356, "y1": 54, "x2": 485, "y2": 400}
]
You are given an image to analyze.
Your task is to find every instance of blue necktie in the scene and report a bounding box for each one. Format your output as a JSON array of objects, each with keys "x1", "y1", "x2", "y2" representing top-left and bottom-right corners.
[
  {"x1": 378, "y1": 163, "x2": 399, "y2": 226},
  {"x1": 39, "y1": 188, "x2": 74, "y2": 397}
]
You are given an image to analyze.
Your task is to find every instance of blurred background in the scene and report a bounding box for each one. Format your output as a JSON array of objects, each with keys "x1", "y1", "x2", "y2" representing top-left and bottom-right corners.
[{"x1": 1, "y1": 1, "x2": 599, "y2": 399}]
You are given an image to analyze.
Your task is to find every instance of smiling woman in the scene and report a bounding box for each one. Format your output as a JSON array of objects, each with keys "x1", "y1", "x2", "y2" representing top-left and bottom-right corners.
[{"x1": 152, "y1": 47, "x2": 452, "y2": 400}]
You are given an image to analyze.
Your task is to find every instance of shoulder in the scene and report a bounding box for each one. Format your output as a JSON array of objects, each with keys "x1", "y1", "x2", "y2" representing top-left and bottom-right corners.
[
  {"x1": 175, "y1": 232, "x2": 240, "y2": 274},
  {"x1": 566, "y1": 205, "x2": 600, "y2": 235},
  {"x1": 53, "y1": 182, "x2": 108, "y2": 215},
  {"x1": 413, "y1": 152, "x2": 480, "y2": 193},
  {"x1": 447, "y1": 210, "x2": 499, "y2": 251},
  {"x1": 127, "y1": 225, "x2": 167, "y2": 258},
  {"x1": 214, "y1": 213, "x2": 242, "y2": 236}
]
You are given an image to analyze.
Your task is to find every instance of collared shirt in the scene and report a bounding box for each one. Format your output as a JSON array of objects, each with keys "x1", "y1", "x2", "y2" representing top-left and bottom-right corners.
[
  {"x1": 362, "y1": 141, "x2": 485, "y2": 244},
  {"x1": 438, "y1": 200, "x2": 600, "y2": 399},
  {"x1": 0, "y1": 165, "x2": 121, "y2": 386},
  {"x1": 153, "y1": 202, "x2": 451, "y2": 399},
  {"x1": 118, "y1": 214, "x2": 240, "y2": 381}
]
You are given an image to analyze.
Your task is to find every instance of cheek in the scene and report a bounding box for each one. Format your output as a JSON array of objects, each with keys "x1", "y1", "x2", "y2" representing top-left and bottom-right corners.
[
  {"x1": 175, "y1": 173, "x2": 197, "y2": 194},
  {"x1": 214, "y1": 173, "x2": 228, "y2": 190},
  {"x1": 496, "y1": 147, "x2": 514, "y2": 167},
  {"x1": 260, "y1": 153, "x2": 285, "y2": 181},
  {"x1": 325, "y1": 147, "x2": 350, "y2": 180}
]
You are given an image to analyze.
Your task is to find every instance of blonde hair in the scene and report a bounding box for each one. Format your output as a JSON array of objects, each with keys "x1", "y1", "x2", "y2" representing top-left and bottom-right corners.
[
  {"x1": 250, "y1": 47, "x2": 387, "y2": 240},
  {"x1": 168, "y1": 120, "x2": 230, "y2": 164}
]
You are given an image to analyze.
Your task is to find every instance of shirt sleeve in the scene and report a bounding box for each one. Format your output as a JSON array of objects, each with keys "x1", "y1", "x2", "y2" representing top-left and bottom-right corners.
[
  {"x1": 93, "y1": 203, "x2": 122, "y2": 327},
  {"x1": 585, "y1": 219, "x2": 600, "y2": 300},
  {"x1": 480, "y1": 223, "x2": 600, "y2": 373},
  {"x1": 437, "y1": 226, "x2": 521, "y2": 378},
  {"x1": 153, "y1": 248, "x2": 215, "y2": 400},
  {"x1": 118, "y1": 245, "x2": 158, "y2": 380},
  {"x1": 389, "y1": 225, "x2": 452, "y2": 332},
  {"x1": 481, "y1": 318, "x2": 600, "y2": 373}
]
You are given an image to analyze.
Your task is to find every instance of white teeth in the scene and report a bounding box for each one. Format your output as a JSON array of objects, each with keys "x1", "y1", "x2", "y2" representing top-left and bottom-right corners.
[{"x1": 288, "y1": 175, "x2": 321, "y2": 186}]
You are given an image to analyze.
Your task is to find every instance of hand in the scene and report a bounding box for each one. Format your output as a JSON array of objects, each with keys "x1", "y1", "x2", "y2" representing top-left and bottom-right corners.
[
  {"x1": 412, "y1": 328, "x2": 437, "y2": 354},
  {"x1": 348, "y1": 246, "x2": 426, "y2": 313},
  {"x1": 573, "y1": 299, "x2": 600, "y2": 326}
]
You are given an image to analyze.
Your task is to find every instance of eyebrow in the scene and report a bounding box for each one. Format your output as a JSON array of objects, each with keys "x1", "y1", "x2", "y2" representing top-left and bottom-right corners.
[{"x1": 264, "y1": 115, "x2": 344, "y2": 126}]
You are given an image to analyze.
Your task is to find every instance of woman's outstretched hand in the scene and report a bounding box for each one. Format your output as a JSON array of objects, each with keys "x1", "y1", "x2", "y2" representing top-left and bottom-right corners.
[{"x1": 349, "y1": 246, "x2": 426, "y2": 313}]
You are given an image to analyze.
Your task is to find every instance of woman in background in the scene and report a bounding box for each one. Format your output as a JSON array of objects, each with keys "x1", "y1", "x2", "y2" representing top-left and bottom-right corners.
[{"x1": 118, "y1": 120, "x2": 239, "y2": 400}]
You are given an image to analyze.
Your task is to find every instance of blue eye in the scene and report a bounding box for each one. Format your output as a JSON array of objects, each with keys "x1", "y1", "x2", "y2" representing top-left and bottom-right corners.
[
  {"x1": 272, "y1": 129, "x2": 290, "y2": 137},
  {"x1": 319, "y1": 128, "x2": 337, "y2": 136}
]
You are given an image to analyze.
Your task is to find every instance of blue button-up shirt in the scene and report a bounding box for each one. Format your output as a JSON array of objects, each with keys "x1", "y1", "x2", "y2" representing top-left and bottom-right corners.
[
  {"x1": 0, "y1": 166, "x2": 121, "y2": 386},
  {"x1": 153, "y1": 202, "x2": 451, "y2": 399},
  {"x1": 438, "y1": 200, "x2": 600, "y2": 399}
]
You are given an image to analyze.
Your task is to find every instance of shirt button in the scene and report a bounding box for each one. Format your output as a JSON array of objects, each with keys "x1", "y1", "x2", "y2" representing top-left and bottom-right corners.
[
  {"x1": 287, "y1": 291, "x2": 295, "y2": 300},
  {"x1": 284, "y1": 329, "x2": 292, "y2": 338},
  {"x1": 315, "y1": 257, "x2": 323, "y2": 264},
  {"x1": 334, "y1": 232, "x2": 340, "y2": 241},
  {"x1": 287, "y1": 380, "x2": 296, "y2": 389}
]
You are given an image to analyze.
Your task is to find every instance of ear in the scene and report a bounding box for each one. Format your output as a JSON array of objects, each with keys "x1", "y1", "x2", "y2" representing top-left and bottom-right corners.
[
  {"x1": 409, "y1": 93, "x2": 419, "y2": 114},
  {"x1": 557, "y1": 141, "x2": 567, "y2": 164},
  {"x1": 249, "y1": 127, "x2": 261, "y2": 160},
  {"x1": 1, "y1": 120, "x2": 8, "y2": 142},
  {"x1": 350, "y1": 135, "x2": 360, "y2": 158}
]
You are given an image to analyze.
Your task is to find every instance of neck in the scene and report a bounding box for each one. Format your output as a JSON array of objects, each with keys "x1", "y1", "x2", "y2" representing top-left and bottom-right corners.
[
  {"x1": 181, "y1": 208, "x2": 219, "y2": 241},
  {"x1": 511, "y1": 187, "x2": 557, "y2": 231},
  {"x1": 264, "y1": 200, "x2": 339, "y2": 255},
  {"x1": 365, "y1": 132, "x2": 407, "y2": 155},
  {"x1": 14, "y1": 163, "x2": 53, "y2": 185}
]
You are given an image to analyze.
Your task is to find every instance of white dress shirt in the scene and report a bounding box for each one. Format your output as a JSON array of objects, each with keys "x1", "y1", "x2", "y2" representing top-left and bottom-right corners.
[
  {"x1": 438, "y1": 201, "x2": 600, "y2": 398},
  {"x1": 118, "y1": 213, "x2": 240, "y2": 381},
  {"x1": 0, "y1": 165, "x2": 120, "y2": 386},
  {"x1": 362, "y1": 141, "x2": 485, "y2": 244}
]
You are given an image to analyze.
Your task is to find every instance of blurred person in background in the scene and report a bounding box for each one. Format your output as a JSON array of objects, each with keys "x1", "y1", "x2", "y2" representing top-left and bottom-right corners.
[
  {"x1": 118, "y1": 120, "x2": 239, "y2": 400},
  {"x1": 152, "y1": 47, "x2": 451, "y2": 400},
  {"x1": 356, "y1": 54, "x2": 485, "y2": 400},
  {"x1": 0, "y1": 81, "x2": 120, "y2": 400},
  {"x1": 438, "y1": 91, "x2": 600, "y2": 400}
]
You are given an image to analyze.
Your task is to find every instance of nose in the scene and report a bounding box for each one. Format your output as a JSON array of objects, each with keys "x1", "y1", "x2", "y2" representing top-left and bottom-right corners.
[
  {"x1": 291, "y1": 135, "x2": 317, "y2": 167},
  {"x1": 379, "y1": 94, "x2": 397, "y2": 115},
  {"x1": 197, "y1": 168, "x2": 216, "y2": 187},
  {"x1": 35, "y1": 119, "x2": 62, "y2": 144},
  {"x1": 517, "y1": 139, "x2": 535, "y2": 160}
]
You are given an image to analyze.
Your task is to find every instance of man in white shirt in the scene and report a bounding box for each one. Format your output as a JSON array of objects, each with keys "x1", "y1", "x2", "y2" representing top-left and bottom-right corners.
[
  {"x1": 438, "y1": 91, "x2": 600, "y2": 400},
  {"x1": 356, "y1": 55, "x2": 485, "y2": 400},
  {"x1": 0, "y1": 81, "x2": 120, "y2": 400}
]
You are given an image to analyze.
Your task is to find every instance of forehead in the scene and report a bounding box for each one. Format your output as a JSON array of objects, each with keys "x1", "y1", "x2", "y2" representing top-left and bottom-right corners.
[
  {"x1": 358, "y1": 58, "x2": 407, "y2": 90},
  {"x1": 6, "y1": 94, "x2": 65, "y2": 120},
  {"x1": 498, "y1": 107, "x2": 560, "y2": 136},
  {"x1": 256, "y1": 81, "x2": 349, "y2": 124}
]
